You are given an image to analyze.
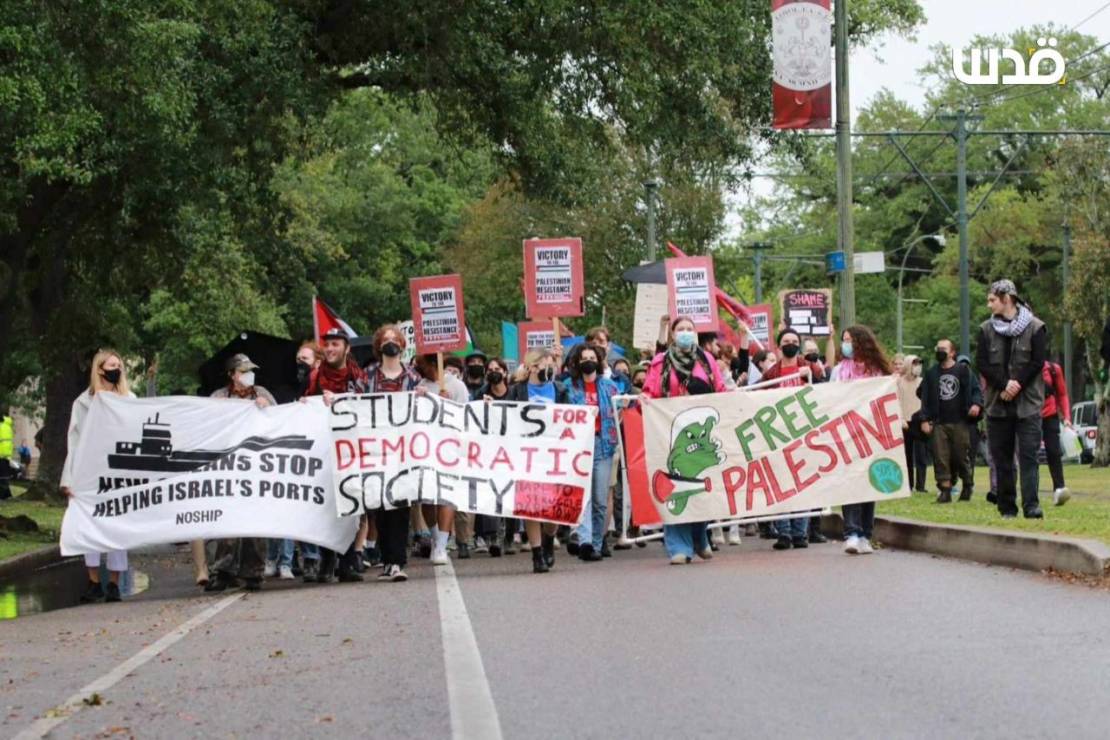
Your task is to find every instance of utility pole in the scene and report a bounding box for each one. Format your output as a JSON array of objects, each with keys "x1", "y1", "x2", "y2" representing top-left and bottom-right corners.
[
  {"x1": 1062, "y1": 222, "x2": 1072, "y2": 400},
  {"x1": 938, "y1": 109, "x2": 981, "y2": 357},
  {"x1": 834, "y1": 0, "x2": 855, "y2": 329},
  {"x1": 749, "y1": 242, "x2": 773, "y2": 303},
  {"x1": 644, "y1": 180, "x2": 660, "y2": 262}
]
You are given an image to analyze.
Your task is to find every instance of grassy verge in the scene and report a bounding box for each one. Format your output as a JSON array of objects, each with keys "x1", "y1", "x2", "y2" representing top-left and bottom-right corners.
[
  {"x1": 0, "y1": 482, "x2": 64, "y2": 562},
  {"x1": 880, "y1": 464, "x2": 1110, "y2": 544}
]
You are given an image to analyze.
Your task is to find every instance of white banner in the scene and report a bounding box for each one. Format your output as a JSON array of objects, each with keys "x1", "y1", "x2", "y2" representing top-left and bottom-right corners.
[
  {"x1": 330, "y1": 393, "x2": 595, "y2": 525},
  {"x1": 638, "y1": 377, "x2": 910, "y2": 523},
  {"x1": 60, "y1": 394, "x2": 358, "y2": 555}
]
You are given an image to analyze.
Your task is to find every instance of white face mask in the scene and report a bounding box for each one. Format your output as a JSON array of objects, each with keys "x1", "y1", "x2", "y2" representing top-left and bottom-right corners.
[{"x1": 239, "y1": 371, "x2": 256, "y2": 388}]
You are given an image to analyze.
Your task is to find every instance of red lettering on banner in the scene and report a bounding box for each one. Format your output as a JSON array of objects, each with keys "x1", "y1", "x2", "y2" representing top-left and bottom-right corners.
[
  {"x1": 467, "y1": 442, "x2": 483, "y2": 469},
  {"x1": 546, "y1": 447, "x2": 566, "y2": 476},
  {"x1": 843, "y1": 411, "x2": 874, "y2": 458},
  {"x1": 382, "y1": 437, "x2": 404, "y2": 466},
  {"x1": 490, "y1": 446, "x2": 513, "y2": 470},
  {"x1": 360, "y1": 437, "x2": 379, "y2": 469},
  {"x1": 872, "y1": 393, "x2": 902, "y2": 448},
  {"x1": 572, "y1": 450, "x2": 591, "y2": 477},
  {"x1": 746, "y1": 459, "x2": 774, "y2": 509},
  {"x1": 520, "y1": 446, "x2": 538, "y2": 473},
  {"x1": 763, "y1": 457, "x2": 797, "y2": 503},
  {"x1": 722, "y1": 466, "x2": 746, "y2": 515},
  {"x1": 783, "y1": 438, "x2": 818, "y2": 494},
  {"x1": 560, "y1": 427, "x2": 576, "y2": 440},
  {"x1": 335, "y1": 439, "x2": 356, "y2": 470},
  {"x1": 514, "y1": 481, "x2": 584, "y2": 524},
  {"x1": 820, "y1": 416, "x2": 852, "y2": 465},
  {"x1": 410, "y1": 432, "x2": 430, "y2": 461},
  {"x1": 805, "y1": 430, "x2": 839, "y2": 474},
  {"x1": 436, "y1": 438, "x2": 460, "y2": 467}
]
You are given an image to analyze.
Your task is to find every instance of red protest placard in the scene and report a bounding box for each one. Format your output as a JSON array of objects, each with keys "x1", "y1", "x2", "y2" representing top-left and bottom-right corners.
[
  {"x1": 523, "y1": 238, "x2": 585, "y2": 319},
  {"x1": 409, "y1": 274, "x2": 467, "y2": 354},
  {"x1": 517, "y1": 321, "x2": 558, "y2": 362},
  {"x1": 665, "y1": 256, "x2": 719, "y2": 334}
]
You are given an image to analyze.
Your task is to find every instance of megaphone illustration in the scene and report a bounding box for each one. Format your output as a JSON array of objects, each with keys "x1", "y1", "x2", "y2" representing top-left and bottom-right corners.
[{"x1": 651, "y1": 470, "x2": 713, "y2": 516}]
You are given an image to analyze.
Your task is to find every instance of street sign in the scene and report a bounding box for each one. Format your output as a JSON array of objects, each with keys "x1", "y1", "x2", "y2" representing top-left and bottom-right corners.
[
  {"x1": 854, "y1": 251, "x2": 886, "y2": 274},
  {"x1": 826, "y1": 251, "x2": 845, "y2": 274}
]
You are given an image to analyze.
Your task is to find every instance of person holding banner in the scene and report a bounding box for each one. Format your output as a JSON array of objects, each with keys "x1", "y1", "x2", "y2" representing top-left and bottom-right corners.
[
  {"x1": 61, "y1": 349, "x2": 135, "y2": 604},
  {"x1": 565, "y1": 343, "x2": 619, "y2": 562},
  {"x1": 832, "y1": 325, "x2": 894, "y2": 555},
  {"x1": 360, "y1": 325, "x2": 424, "y2": 582},
  {"x1": 642, "y1": 317, "x2": 727, "y2": 564}
]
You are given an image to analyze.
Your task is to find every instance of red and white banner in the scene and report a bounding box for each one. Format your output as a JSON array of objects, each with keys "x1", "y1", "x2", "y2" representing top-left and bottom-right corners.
[
  {"x1": 330, "y1": 393, "x2": 596, "y2": 525},
  {"x1": 665, "y1": 256, "x2": 719, "y2": 334},
  {"x1": 517, "y1": 321, "x2": 557, "y2": 361},
  {"x1": 313, "y1": 297, "x2": 358, "y2": 344},
  {"x1": 772, "y1": 0, "x2": 832, "y2": 130},
  {"x1": 523, "y1": 238, "x2": 585, "y2": 319},
  {"x1": 409, "y1": 274, "x2": 468, "y2": 354},
  {"x1": 746, "y1": 304, "x2": 773, "y2": 350},
  {"x1": 621, "y1": 377, "x2": 909, "y2": 526}
]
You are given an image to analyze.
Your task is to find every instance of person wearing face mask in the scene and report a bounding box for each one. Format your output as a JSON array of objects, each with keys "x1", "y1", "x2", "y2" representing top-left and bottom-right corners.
[
  {"x1": 508, "y1": 349, "x2": 570, "y2": 572},
  {"x1": 444, "y1": 356, "x2": 465, "y2": 383},
  {"x1": 920, "y1": 340, "x2": 983, "y2": 504},
  {"x1": 976, "y1": 280, "x2": 1047, "y2": 519},
  {"x1": 760, "y1": 327, "x2": 827, "y2": 389},
  {"x1": 896, "y1": 354, "x2": 928, "y2": 494},
  {"x1": 61, "y1": 349, "x2": 136, "y2": 603},
  {"x1": 747, "y1": 350, "x2": 777, "y2": 386},
  {"x1": 462, "y1": 351, "x2": 488, "y2": 396},
  {"x1": 831, "y1": 325, "x2": 893, "y2": 555},
  {"x1": 566, "y1": 343, "x2": 620, "y2": 562},
  {"x1": 643, "y1": 316, "x2": 727, "y2": 564},
  {"x1": 630, "y1": 366, "x2": 647, "y2": 394},
  {"x1": 295, "y1": 341, "x2": 322, "y2": 397},
  {"x1": 205, "y1": 354, "x2": 277, "y2": 592},
  {"x1": 458, "y1": 357, "x2": 513, "y2": 558}
]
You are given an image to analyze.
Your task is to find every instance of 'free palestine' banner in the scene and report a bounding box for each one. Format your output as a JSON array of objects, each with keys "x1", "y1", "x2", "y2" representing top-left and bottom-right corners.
[{"x1": 624, "y1": 377, "x2": 910, "y2": 525}]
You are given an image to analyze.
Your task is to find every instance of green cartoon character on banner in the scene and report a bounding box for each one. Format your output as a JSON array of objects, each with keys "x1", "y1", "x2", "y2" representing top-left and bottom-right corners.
[{"x1": 651, "y1": 407, "x2": 724, "y2": 515}]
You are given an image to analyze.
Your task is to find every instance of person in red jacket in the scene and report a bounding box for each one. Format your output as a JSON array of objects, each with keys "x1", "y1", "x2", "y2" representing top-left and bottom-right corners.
[{"x1": 1041, "y1": 360, "x2": 1072, "y2": 506}]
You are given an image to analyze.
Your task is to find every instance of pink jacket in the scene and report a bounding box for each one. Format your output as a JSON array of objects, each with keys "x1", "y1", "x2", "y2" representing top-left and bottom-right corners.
[{"x1": 643, "y1": 350, "x2": 727, "y2": 398}]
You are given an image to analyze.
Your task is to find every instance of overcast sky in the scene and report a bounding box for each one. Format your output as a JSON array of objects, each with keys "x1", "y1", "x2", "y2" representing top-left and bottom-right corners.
[{"x1": 723, "y1": 0, "x2": 1110, "y2": 239}]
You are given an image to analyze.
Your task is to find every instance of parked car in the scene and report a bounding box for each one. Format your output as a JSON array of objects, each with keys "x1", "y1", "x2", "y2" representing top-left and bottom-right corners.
[{"x1": 1072, "y1": 401, "x2": 1099, "y2": 464}]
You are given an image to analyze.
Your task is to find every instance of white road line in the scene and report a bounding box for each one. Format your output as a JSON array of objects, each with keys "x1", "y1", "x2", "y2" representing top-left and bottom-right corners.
[
  {"x1": 435, "y1": 559, "x2": 504, "y2": 740},
  {"x1": 13, "y1": 592, "x2": 245, "y2": 740}
]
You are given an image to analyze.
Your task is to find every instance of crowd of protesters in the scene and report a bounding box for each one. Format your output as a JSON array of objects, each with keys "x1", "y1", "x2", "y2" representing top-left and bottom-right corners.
[{"x1": 58, "y1": 279, "x2": 1085, "y2": 602}]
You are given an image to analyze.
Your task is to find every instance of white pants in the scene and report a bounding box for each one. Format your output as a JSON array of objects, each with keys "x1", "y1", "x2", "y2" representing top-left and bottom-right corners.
[{"x1": 84, "y1": 550, "x2": 128, "y2": 572}]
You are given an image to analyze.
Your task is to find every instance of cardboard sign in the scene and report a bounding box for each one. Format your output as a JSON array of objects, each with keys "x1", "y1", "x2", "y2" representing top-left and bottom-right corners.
[
  {"x1": 632, "y1": 282, "x2": 669, "y2": 351},
  {"x1": 746, "y1": 303, "x2": 773, "y2": 348},
  {"x1": 517, "y1": 321, "x2": 558, "y2": 362},
  {"x1": 409, "y1": 274, "x2": 467, "y2": 354},
  {"x1": 778, "y1": 289, "x2": 832, "y2": 337},
  {"x1": 665, "y1": 256, "x2": 719, "y2": 333},
  {"x1": 523, "y1": 238, "x2": 585, "y2": 319}
]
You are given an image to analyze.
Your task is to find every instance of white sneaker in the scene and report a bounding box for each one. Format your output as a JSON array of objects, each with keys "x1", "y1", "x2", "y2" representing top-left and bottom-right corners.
[
  {"x1": 669, "y1": 553, "x2": 690, "y2": 565},
  {"x1": 844, "y1": 535, "x2": 861, "y2": 555},
  {"x1": 263, "y1": 560, "x2": 277, "y2": 578},
  {"x1": 473, "y1": 536, "x2": 489, "y2": 553},
  {"x1": 278, "y1": 564, "x2": 294, "y2": 580},
  {"x1": 1053, "y1": 487, "x2": 1071, "y2": 506},
  {"x1": 857, "y1": 538, "x2": 874, "y2": 555},
  {"x1": 710, "y1": 529, "x2": 725, "y2": 547},
  {"x1": 697, "y1": 546, "x2": 714, "y2": 560},
  {"x1": 378, "y1": 564, "x2": 408, "y2": 582},
  {"x1": 431, "y1": 547, "x2": 449, "y2": 565},
  {"x1": 727, "y1": 527, "x2": 742, "y2": 546}
]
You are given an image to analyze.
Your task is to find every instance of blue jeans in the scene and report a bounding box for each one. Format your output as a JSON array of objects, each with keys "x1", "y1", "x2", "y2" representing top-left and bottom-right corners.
[
  {"x1": 842, "y1": 502, "x2": 875, "y2": 539},
  {"x1": 776, "y1": 516, "x2": 809, "y2": 540},
  {"x1": 576, "y1": 449, "x2": 613, "y2": 551},
  {"x1": 663, "y1": 523, "x2": 709, "y2": 558},
  {"x1": 299, "y1": 542, "x2": 321, "y2": 562},
  {"x1": 267, "y1": 538, "x2": 293, "y2": 568}
]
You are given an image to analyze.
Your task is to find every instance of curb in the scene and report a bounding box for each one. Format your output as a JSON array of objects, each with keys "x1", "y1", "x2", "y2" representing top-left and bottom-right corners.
[
  {"x1": 0, "y1": 544, "x2": 64, "y2": 581},
  {"x1": 821, "y1": 514, "x2": 1110, "y2": 576}
]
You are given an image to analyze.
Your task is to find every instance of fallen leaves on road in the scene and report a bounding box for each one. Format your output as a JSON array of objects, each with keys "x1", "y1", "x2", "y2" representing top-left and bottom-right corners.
[
  {"x1": 83, "y1": 692, "x2": 103, "y2": 706},
  {"x1": 269, "y1": 649, "x2": 284, "y2": 658},
  {"x1": 316, "y1": 715, "x2": 334, "y2": 723}
]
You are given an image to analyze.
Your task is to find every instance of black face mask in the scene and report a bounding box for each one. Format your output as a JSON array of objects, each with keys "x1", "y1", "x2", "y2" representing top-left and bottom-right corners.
[
  {"x1": 466, "y1": 364, "x2": 485, "y2": 379},
  {"x1": 936, "y1": 349, "x2": 949, "y2": 363},
  {"x1": 538, "y1": 367, "x2": 555, "y2": 383},
  {"x1": 579, "y1": 360, "x2": 599, "y2": 376},
  {"x1": 633, "y1": 382, "x2": 644, "y2": 390},
  {"x1": 296, "y1": 361, "x2": 312, "y2": 384},
  {"x1": 781, "y1": 344, "x2": 800, "y2": 359},
  {"x1": 380, "y1": 342, "x2": 401, "y2": 358},
  {"x1": 102, "y1": 368, "x2": 122, "y2": 385},
  {"x1": 486, "y1": 371, "x2": 504, "y2": 385}
]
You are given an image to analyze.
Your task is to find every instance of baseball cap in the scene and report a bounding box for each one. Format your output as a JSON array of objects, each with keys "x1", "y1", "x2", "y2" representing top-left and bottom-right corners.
[{"x1": 226, "y1": 353, "x2": 260, "y2": 372}]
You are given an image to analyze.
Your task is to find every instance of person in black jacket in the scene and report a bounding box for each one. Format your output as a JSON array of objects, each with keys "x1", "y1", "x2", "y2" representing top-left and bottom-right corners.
[
  {"x1": 975, "y1": 280, "x2": 1047, "y2": 518},
  {"x1": 920, "y1": 339, "x2": 984, "y2": 503}
]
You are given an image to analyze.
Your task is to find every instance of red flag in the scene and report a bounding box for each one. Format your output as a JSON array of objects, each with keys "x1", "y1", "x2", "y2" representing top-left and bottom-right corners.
[
  {"x1": 771, "y1": 0, "x2": 832, "y2": 130},
  {"x1": 313, "y1": 297, "x2": 357, "y2": 345}
]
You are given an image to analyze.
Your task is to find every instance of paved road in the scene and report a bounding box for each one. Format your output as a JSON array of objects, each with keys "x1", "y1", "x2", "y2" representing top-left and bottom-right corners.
[{"x1": 2, "y1": 539, "x2": 1109, "y2": 739}]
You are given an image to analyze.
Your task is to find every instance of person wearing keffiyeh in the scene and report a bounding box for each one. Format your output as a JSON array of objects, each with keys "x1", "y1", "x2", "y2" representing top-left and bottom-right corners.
[{"x1": 975, "y1": 279, "x2": 1047, "y2": 520}]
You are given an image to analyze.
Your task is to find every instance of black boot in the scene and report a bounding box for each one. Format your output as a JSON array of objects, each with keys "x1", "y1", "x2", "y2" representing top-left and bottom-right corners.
[
  {"x1": 457, "y1": 543, "x2": 471, "y2": 559},
  {"x1": 317, "y1": 550, "x2": 336, "y2": 583},
  {"x1": 773, "y1": 536, "x2": 793, "y2": 551},
  {"x1": 531, "y1": 547, "x2": 549, "y2": 573},
  {"x1": 302, "y1": 558, "x2": 319, "y2": 583},
  {"x1": 105, "y1": 581, "x2": 122, "y2": 602},
  {"x1": 541, "y1": 534, "x2": 556, "y2": 568},
  {"x1": 80, "y1": 580, "x2": 105, "y2": 604},
  {"x1": 600, "y1": 535, "x2": 612, "y2": 558},
  {"x1": 957, "y1": 487, "x2": 972, "y2": 502},
  {"x1": 935, "y1": 488, "x2": 952, "y2": 504}
]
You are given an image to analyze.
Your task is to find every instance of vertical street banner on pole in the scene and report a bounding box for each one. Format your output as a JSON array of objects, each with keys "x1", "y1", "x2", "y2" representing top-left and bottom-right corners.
[
  {"x1": 523, "y1": 238, "x2": 585, "y2": 319},
  {"x1": 771, "y1": 0, "x2": 832, "y2": 130},
  {"x1": 409, "y1": 274, "x2": 468, "y2": 355},
  {"x1": 517, "y1": 321, "x2": 558, "y2": 361},
  {"x1": 665, "y1": 256, "x2": 720, "y2": 334}
]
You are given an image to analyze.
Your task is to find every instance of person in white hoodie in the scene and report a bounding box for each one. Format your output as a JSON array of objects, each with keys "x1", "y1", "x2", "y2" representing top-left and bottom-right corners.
[{"x1": 60, "y1": 349, "x2": 135, "y2": 604}]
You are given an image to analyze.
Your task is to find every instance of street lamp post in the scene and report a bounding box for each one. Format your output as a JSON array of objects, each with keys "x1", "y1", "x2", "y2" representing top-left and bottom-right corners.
[{"x1": 897, "y1": 234, "x2": 946, "y2": 353}]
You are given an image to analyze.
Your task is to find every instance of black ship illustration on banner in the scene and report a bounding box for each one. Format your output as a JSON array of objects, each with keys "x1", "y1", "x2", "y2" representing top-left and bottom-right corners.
[{"x1": 107, "y1": 413, "x2": 314, "y2": 473}]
